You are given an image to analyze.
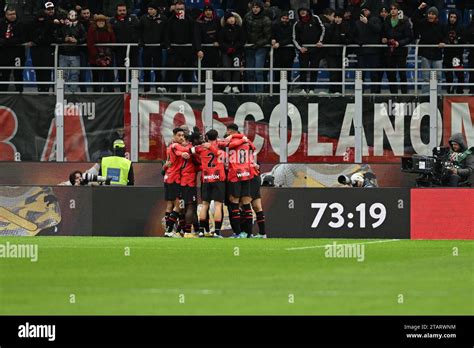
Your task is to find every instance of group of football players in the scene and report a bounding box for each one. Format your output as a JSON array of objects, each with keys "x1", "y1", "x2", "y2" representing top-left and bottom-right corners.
[{"x1": 162, "y1": 123, "x2": 266, "y2": 238}]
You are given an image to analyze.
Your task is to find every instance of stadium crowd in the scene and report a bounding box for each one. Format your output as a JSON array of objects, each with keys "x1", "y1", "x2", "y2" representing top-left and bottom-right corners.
[{"x1": 1, "y1": 0, "x2": 474, "y2": 93}]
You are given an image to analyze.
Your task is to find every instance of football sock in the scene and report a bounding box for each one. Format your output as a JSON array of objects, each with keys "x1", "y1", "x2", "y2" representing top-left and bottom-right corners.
[
  {"x1": 229, "y1": 203, "x2": 241, "y2": 235},
  {"x1": 177, "y1": 213, "x2": 185, "y2": 232},
  {"x1": 242, "y1": 204, "x2": 253, "y2": 236},
  {"x1": 199, "y1": 219, "x2": 207, "y2": 234},
  {"x1": 214, "y1": 220, "x2": 222, "y2": 236},
  {"x1": 166, "y1": 211, "x2": 179, "y2": 232},
  {"x1": 256, "y1": 211, "x2": 266, "y2": 235}
]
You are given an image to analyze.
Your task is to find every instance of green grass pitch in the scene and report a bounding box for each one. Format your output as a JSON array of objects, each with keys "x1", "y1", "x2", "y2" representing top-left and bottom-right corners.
[{"x1": 0, "y1": 237, "x2": 473, "y2": 315}]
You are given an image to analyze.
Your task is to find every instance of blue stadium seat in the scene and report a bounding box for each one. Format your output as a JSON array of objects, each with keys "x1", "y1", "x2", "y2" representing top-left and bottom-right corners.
[
  {"x1": 215, "y1": 8, "x2": 224, "y2": 18},
  {"x1": 464, "y1": 9, "x2": 474, "y2": 25},
  {"x1": 439, "y1": 9, "x2": 450, "y2": 24},
  {"x1": 23, "y1": 47, "x2": 36, "y2": 83},
  {"x1": 406, "y1": 62, "x2": 415, "y2": 81}
]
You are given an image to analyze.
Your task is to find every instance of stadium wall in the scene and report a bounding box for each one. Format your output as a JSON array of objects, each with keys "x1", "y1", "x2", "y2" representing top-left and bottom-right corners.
[
  {"x1": 0, "y1": 162, "x2": 411, "y2": 187},
  {"x1": 0, "y1": 186, "x2": 471, "y2": 239}
]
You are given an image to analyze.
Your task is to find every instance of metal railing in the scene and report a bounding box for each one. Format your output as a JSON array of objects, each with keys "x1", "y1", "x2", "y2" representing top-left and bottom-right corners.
[
  {"x1": 0, "y1": 43, "x2": 473, "y2": 96},
  {"x1": 43, "y1": 68, "x2": 443, "y2": 164}
]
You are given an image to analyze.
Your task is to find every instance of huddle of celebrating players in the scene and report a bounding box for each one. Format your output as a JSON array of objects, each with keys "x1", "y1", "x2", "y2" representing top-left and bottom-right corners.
[{"x1": 162, "y1": 123, "x2": 266, "y2": 238}]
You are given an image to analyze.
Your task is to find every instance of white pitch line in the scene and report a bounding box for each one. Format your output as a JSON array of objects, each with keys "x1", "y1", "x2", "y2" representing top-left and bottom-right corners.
[{"x1": 285, "y1": 239, "x2": 400, "y2": 251}]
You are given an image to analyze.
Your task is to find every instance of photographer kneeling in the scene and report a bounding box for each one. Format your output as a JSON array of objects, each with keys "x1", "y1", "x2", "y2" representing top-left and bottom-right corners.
[
  {"x1": 442, "y1": 133, "x2": 474, "y2": 187},
  {"x1": 338, "y1": 172, "x2": 377, "y2": 188},
  {"x1": 68, "y1": 170, "x2": 112, "y2": 186}
]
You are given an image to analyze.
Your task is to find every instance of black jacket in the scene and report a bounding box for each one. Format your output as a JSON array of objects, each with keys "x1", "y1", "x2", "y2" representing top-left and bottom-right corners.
[
  {"x1": 382, "y1": 16, "x2": 413, "y2": 57},
  {"x1": 165, "y1": 11, "x2": 194, "y2": 48},
  {"x1": 444, "y1": 20, "x2": 465, "y2": 59},
  {"x1": 110, "y1": 14, "x2": 139, "y2": 43},
  {"x1": 448, "y1": 133, "x2": 474, "y2": 179},
  {"x1": 139, "y1": 13, "x2": 167, "y2": 45},
  {"x1": 271, "y1": 18, "x2": 294, "y2": 49},
  {"x1": 325, "y1": 20, "x2": 352, "y2": 56},
  {"x1": 0, "y1": 18, "x2": 25, "y2": 48},
  {"x1": 31, "y1": 14, "x2": 59, "y2": 45},
  {"x1": 413, "y1": 8, "x2": 446, "y2": 60},
  {"x1": 194, "y1": 12, "x2": 220, "y2": 51},
  {"x1": 292, "y1": 9, "x2": 325, "y2": 51},
  {"x1": 218, "y1": 15, "x2": 245, "y2": 55},
  {"x1": 243, "y1": 8, "x2": 272, "y2": 47},
  {"x1": 353, "y1": 14, "x2": 382, "y2": 55},
  {"x1": 55, "y1": 21, "x2": 86, "y2": 55}
]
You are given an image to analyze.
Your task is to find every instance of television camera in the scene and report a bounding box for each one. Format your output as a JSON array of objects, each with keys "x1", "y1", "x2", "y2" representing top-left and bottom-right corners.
[{"x1": 401, "y1": 147, "x2": 452, "y2": 187}]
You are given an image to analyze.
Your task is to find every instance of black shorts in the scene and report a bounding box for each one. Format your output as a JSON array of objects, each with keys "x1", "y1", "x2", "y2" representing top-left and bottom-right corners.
[
  {"x1": 250, "y1": 175, "x2": 261, "y2": 200},
  {"x1": 181, "y1": 186, "x2": 197, "y2": 205},
  {"x1": 164, "y1": 183, "x2": 181, "y2": 201},
  {"x1": 227, "y1": 180, "x2": 251, "y2": 199},
  {"x1": 202, "y1": 182, "x2": 226, "y2": 203}
]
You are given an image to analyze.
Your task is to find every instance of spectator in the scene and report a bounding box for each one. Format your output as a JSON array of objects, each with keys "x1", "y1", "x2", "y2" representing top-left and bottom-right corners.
[
  {"x1": 31, "y1": 1, "x2": 59, "y2": 92},
  {"x1": 378, "y1": 5, "x2": 388, "y2": 20},
  {"x1": 325, "y1": 8, "x2": 351, "y2": 93},
  {"x1": 321, "y1": 7, "x2": 335, "y2": 26},
  {"x1": 263, "y1": 0, "x2": 281, "y2": 21},
  {"x1": 0, "y1": 7, "x2": 25, "y2": 92},
  {"x1": 55, "y1": 9, "x2": 86, "y2": 92},
  {"x1": 464, "y1": 18, "x2": 474, "y2": 94},
  {"x1": 164, "y1": 0, "x2": 195, "y2": 93},
  {"x1": 353, "y1": 7, "x2": 382, "y2": 93},
  {"x1": 0, "y1": 0, "x2": 35, "y2": 25},
  {"x1": 381, "y1": 2, "x2": 412, "y2": 94},
  {"x1": 140, "y1": 0, "x2": 170, "y2": 17},
  {"x1": 392, "y1": 0, "x2": 417, "y2": 19},
  {"x1": 292, "y1": 7, "x2": 325, "y2": 94},
  {"x1": 103, "y1": 0, "x2": 132, "y2": 17},
  {"x1": 79, "y1": 5, "x2": 91, "y2": 31},
  {"x1": 413, "y1": 3, "x2": 445, "y2": 93},
  {"x1": 443, "y1": 10, "x2": 465, "y2": 94},
  {"x1": 218, "y1": 11, "x2": 245, "y2": 93},
  {"x1": 377, "y1": 5, "x2": 388, "y2": 87},
  {"x1": 271, "y1": 10, "x2": 295, "y2": 92},
  {"x1": 320, "y1": 8, "x2": 335, "y2": 86},
  {"x1": 87, "y1": 14, "x2": 115, "y2": 92},
  {"x1": 32, "y1": 1, "x2": 60, "y2": 18},
  {"x1": 79, "y1": 5, "x2": 92, "y2": 92},
  {"x1": 194, "y1": 4, "x2": 220, "y2": 93},
  {"x1": 109, "y1": 3, "x2": 139, "y2": 92},
  {"x1": 243, "y1": 0, "x2": 271, "y2": 93},
  {"x1": 139, "y1": 1, "x2": 167, "y2": 92}
]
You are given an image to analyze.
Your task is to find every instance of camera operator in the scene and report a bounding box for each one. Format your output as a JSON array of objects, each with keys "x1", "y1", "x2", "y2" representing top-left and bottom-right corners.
[
  {"x1": 99, "y1": 139, "x2": 135, "y2": 186},
  {"x1": 442, "y1": 133, "x2": 474, "y2": 187},
  {"x1": 338, "y1": 172, "x2": 377, "y2": 188}
]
